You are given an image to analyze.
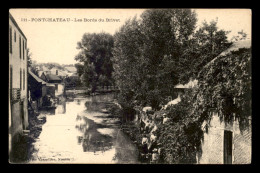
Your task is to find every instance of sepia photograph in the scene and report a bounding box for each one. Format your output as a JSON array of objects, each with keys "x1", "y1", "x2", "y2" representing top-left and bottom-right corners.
[{"x1": 8, "y1": 8, "x2": 251, "y2": 164}]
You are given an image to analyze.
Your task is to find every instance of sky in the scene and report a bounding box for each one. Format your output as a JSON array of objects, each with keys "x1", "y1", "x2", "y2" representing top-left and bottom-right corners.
[{"x1": 9, "y1": 9, "x2": 251, "y2": 65}]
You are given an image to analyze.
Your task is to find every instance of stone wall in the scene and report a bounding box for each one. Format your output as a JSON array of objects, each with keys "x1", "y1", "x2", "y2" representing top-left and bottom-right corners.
[
  {"x1": 233, "y1": 126, "x2": 251, "y2": 164},
  {"x1": 199, "y1": 112, "x2": 251, "y2": 164},
  {"x1": 199, "y1": 116, "x2": 224, "y2": 164}
]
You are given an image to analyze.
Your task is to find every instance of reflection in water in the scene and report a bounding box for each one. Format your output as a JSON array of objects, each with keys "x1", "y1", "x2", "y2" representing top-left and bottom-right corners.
[
  {"x1": 40, "y1": 108, "x2": 56, "y2": 115},
  {"x1": 75, "y1": 115, "x2": 113, "y2": 153},
  {"x1": 85, "y1": 102, "x2": 106, "y2": 112},
  {"x1": 56, "y1": 96, "x2": 66, "y2": 114},
  {"x1": 76, "y1": 99, "x2": 81, "y2": 105},
  {"x1": 56, "y1": 103, "x2": 66, "y2": 114},
  {"x1": 30, "y1": 93, "x2": 139, "y2": 163}
]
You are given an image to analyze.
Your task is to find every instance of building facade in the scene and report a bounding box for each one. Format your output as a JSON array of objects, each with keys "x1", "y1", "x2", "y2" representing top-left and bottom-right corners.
[
  {"x1": 40, "y1": 72, "x2": 65, "y2": 96},
  {"x1": 198, "y1": 111, "x2": 252, "y2": 164},
  {"x1": 9, "y1": 13, "x2": 28, "y2": 155},
  {"x1": 28, "y1": 69, "x2": 47, "y2": 111}
]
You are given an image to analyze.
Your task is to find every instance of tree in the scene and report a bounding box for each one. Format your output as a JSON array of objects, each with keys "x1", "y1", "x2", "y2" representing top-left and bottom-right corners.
[
  {"x1": 27, "y1": 48, "x2": 38, "y2": 75},
  {"x1": 74, "y1": 63, "x2": 84, "y2": 86},
  {"x1": 112, "y1": 16, "x2": 145, "y2": 119},
  {"x1": 178, "y1": 19, "x2": 231, "y2": 83},
  {"x1": 75, "y1": 32, "x2": 114, "y2": 92},
  {"x1": 231, "y1": 30, "x2": 248, "y2": 42},
  {"x1": 113, "y1": 9, "x2": 198, "y2": 110}
]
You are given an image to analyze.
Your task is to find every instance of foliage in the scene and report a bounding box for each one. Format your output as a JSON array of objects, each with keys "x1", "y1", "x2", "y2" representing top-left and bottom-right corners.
[
  {"x1": 37, "y1": 62, "x2": 65, "y2": 71},
  {"x1": 112, "y1": 16, "x2": 146, "y2": 115},
  {"x1": 75, "y1": 63, "x2": 84, "y2": 77},
  {"x1": 27, "y1": 49, "x2": 38, "y2": 75},
  {"x1": 193, "y1": 48, "x2": 251, "y2": 131},
  {"x1": 157, "y1": 89, "x2": 203, "y2": 164},
  {"x1": 178, "y1": 19, "x2": 231, "y2": 83},
  {"x1": 64, "y1": 76, "x2": 81, "y2": 88},
  {"x1": 231, "y1": 30, "x2": 248, "y2": 42},
  {"x1": 157, "y1": 47, "x2": 251, "y2": 164},
  {"x1": 113, "y1": 9, "x2": 198, "y2": 110},
  {"x1": 75, "y1": 32, "x2": 114, "y2": 92}
]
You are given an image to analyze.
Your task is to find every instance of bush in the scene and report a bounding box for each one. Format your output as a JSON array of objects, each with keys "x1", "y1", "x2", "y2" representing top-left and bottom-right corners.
[{"x1": 156, "y1": 89, "x2": 203, "y2": 164}]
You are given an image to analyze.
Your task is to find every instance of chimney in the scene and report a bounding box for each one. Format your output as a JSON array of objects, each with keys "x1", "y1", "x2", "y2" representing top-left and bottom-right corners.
[{"x1": 56, "y1": 70, "x2": 58, "y2": 75}]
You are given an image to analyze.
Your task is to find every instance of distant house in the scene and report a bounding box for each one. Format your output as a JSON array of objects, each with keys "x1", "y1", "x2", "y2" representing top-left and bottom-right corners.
[
  {"x1": 37, "y1": 70, "x2": 44, "y2": 77},
  {"x1": 40, "y1": 72, "x2": 65, "y2": 96},
  {"x1": 65, "y1": 66, "x2": 77, "y2": 73},
  {"x1": 41, "y1": 72, "x2": 62, "y2": 83},
  {"x1": 67, "y1": 72, "x2": 78, "y2": 77},
  {"x1": 50, "y1": 68, "x2": 67, "y2": 79},
  {"x1": 28, "y1": 70, "x2": 47, "y2": 110},
  {"x1": 162, "y1": 79, "x2": 198, "y2": 110},
  {"x1": 64, "y1": 66, "x2": 78, "y2": 81},
  {"x1": 174, "y1": 79, "x2": 198, "y2": 99},
  {"x1": 42, "y1": 66, "x2": 50, "y2": 72}
]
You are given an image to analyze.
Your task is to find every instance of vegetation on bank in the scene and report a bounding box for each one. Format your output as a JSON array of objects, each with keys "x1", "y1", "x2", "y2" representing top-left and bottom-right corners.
[
  {"x1": 157, "y1": 46, "x2": 251, "y2": 163},
  {"x1": 194, "y1": 47, "x2": 251, "y2": 131}
]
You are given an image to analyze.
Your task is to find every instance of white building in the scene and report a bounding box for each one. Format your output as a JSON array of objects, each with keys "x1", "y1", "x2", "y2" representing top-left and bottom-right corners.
[{"x1": 9, "y1": 13, "x2": 29, "y2": 157}]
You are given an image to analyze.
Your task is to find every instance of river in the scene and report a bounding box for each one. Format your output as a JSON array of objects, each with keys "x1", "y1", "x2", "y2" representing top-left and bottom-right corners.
[{"x1": 28, "y1": 92, "x2": 139, "y2": 164}]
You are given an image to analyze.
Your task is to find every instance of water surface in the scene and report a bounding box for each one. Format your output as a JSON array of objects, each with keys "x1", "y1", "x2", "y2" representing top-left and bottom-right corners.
[{"x1": 29, "y1": 93, "x2": 139, "y2": 164}]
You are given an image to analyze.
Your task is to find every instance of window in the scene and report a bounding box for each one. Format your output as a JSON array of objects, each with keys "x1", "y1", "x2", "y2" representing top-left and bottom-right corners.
[
  {"x1": 14, "y1": 30, "x2": 16, "y2": 42},
  {"x1": 9, "y1": 26, "x2": 12, "y2": 54},
  {"x1": 23, "y1": 40, "x2": 24, "y2": 60},
  {"x1": 20, "y1": 68, "x2": 22, "y2": 89},
  {"x1": 10, "y1": 65, "x2": 13, "y2": 92},
  {"x1": 25, "y1": 41, "x2": 27, "y2": 59},
  {"x1": 23, "y1": 69, "x2": 25, "y2": 90},
  {"x1": 19, "y1": 36, "x2": 21, "y2": 59},
  {"x1": 20, "y1": 100, "x2": 25, "y2": 129},
  {"x1": 224, "y1": 130, "x2": 233, "y2": 164}
]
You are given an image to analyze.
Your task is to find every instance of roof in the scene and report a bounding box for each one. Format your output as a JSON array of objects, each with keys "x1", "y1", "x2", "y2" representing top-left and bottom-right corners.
[
  {"x1": 57, "y1": 71, "x2": 68, "y2": 76},
  {"x1": 38, "y1": 70, "x2": 44, "y2": 77},
  {"x1": 50, "y1": 68, "x2": 67, "y2": 76},
  {"x1": 67, "y1": 72, "x2": 78, "y2": 77},
  {"x1": 45, "y1": 74, "x2": 62, "y2": 81},
  {"x1": 204, "y1": 40, "x2": 251, "y2": 69},
  {"x1": 9, "y1": 13, "x2": 27, "y2": 40},
  {"x1": 218, "y1": 39, "x2": 251, "y2": 57},
  {"x1": 162, "y1": 95, "x2": 181, "y2": 110},
  {"x1": 175, "y1": 79, "x2": 198, "y2": 89},
  {"x1": 65, "y1": 66, "x2": 77, "y2": 73},
  {"x1": 42, "y1": 66, "x2": 50, "y2": 71},
  {"x1": 28, "y1": 70, "x2": 46, "y2": 84}
]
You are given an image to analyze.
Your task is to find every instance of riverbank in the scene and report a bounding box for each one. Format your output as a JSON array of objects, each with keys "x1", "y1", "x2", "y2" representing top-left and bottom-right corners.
[
  {"x1": 119, "y1": 122, "x2": 150, "y2": 163},
  {"x1": 106, "y1": 104, "x2": 161, "y2": 164},
  {"x1": 66, "y1": 88, "x2": 119, "y2": 96},
  {"x1": 27, "y1": 108, "x2": 47, "y2": 160},
  {"x1": 9, "y1": 108, "x2": 47, "y2": 163}
]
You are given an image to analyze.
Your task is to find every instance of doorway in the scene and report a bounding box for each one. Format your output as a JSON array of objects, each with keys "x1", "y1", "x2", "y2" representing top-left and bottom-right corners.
[
  {"x1": 224, "y1": 130, "x2": 233, "y2": 164},
  {"x1": 20, "y1": 101, "x2": 25, "y2": 130}
]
